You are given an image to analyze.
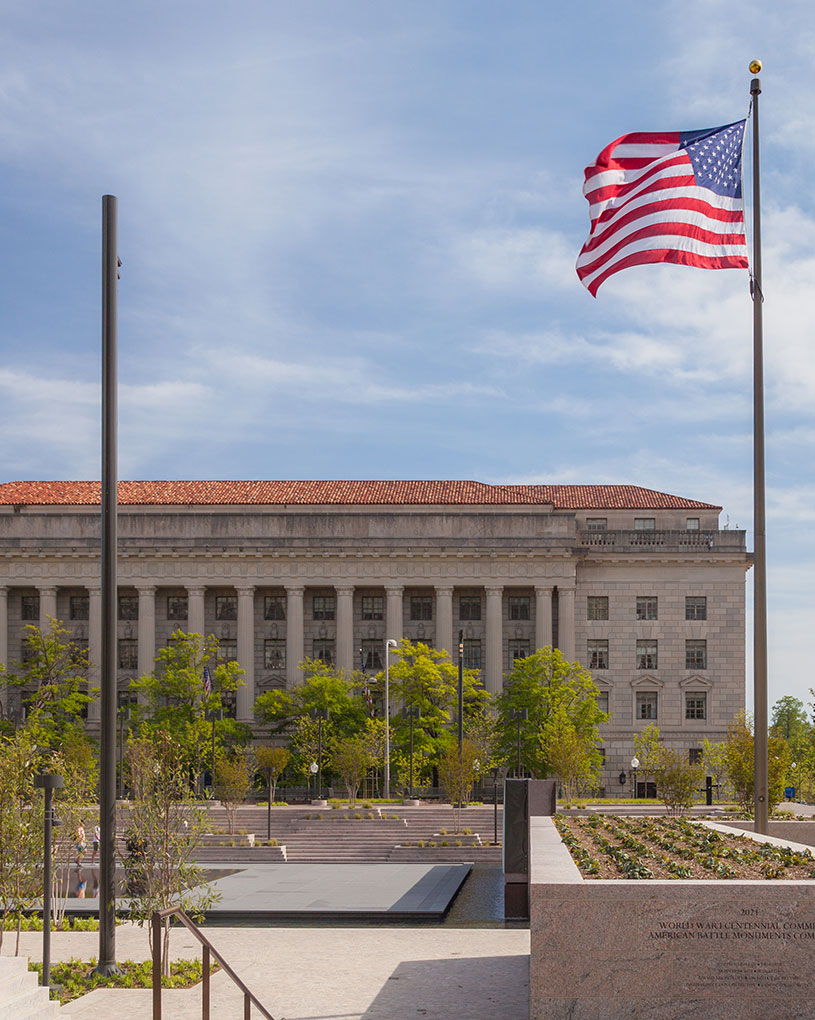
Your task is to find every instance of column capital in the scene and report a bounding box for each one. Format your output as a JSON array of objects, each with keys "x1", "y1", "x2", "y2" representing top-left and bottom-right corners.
[
  {"x1": 86, "y1": 585, "x2": 102, "y2": 597},
  {"x1": 37, "y1": 586, "x2": 58, "y2": 597},
  {"x1": 534, "y1": 584, "x2": 554, "y2": 596},
  {"x1": 286, "y1": 585, "x2": 305, "y2": 597},
  {"x1": 136, "y1": 584, "x2": 157, "y2": 596},
  {"x1": 236, "y1": 585, "x2": 256, "y2": 597},
  {"x1": 335, "y1": 586, "x2": 355, "y2": 598},
  {"x1": 434, "y1": 585, "x2": 454, "y2": 596},
  {"x1": 485, "y1": 585, "x2": 504, "y2": 596},
  {"x1": 558, "y1": 585, "x2": 576, "y2": 596},
  {"x1": 385, "y1": 585, "x2": 404, "y2": 595},
  {"x1": 186, "y1": 586, "x2": 206, "y2": 598},
  {"x1": 0, "y1": 586, "x2": 8, "y2": 597}
]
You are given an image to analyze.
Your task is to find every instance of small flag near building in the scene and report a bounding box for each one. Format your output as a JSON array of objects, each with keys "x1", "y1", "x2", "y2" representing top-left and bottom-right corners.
[
  {"x1": 577, "y1": 120, "x2": 749, "y2": 295},
  {"x1": 203, "y1": 666, "x2": 212, "y2": 698}
]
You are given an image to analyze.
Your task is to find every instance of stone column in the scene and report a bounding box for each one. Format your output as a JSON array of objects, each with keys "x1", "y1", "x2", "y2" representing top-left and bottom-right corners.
[
  {"x1": 385, "y1": 586, "x2": 403, "y2": 646},
  {"x1": 286, "y1": 587, "x2": 305, "y2": 688},
  {"x1": 335, "y1": 586, "x2": 355, "y2": 672},
  {"x1": 485, "y1": 585, "x2": 504, "y2": 695},
  {"x1": 186, "y1": 586, "x2": 206, "y2": 637},
  {"x1": 0, "y1": 587, "x2": 7, "y2": 713},
  {"x1": 137, "y1": 585, "x2": 156, "y2": 680},
  {"x1": 38, "y1": 586, "x2": 58, "y2": 632},
  {"x1": 435, "y1": 586, "x2": 454, "y2": 658},
  {"x1": 87, "y1": 586, "x2": 102, "y2": 723},
  {"x1": 535, "y1": 585, "x2": 553, "y2": 650},
  {"x1": 558, "y1": 585, "x2": 576, "y2": 662},
  {"x1": 236, "y1": 586, "x2": 256, "y2": 722}
]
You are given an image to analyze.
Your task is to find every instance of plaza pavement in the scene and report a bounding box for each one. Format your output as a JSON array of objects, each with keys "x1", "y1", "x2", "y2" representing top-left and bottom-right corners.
[{"x1": 10, "y1": 922, "x2": 531, "y2": 1020}]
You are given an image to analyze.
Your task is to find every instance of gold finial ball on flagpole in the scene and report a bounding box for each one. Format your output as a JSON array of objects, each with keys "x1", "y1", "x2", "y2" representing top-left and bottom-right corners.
[{"x1": 749, "y1": 59, "x2": 762, "y2": 74}]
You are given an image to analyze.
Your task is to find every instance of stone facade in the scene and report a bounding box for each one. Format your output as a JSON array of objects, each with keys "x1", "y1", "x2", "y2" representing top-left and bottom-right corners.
[{"x1": 0, "y1": 481, "x2": 750, "y2": 789}]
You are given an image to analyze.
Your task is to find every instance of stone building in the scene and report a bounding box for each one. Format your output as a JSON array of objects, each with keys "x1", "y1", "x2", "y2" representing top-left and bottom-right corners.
[{"x1": 0, "y1": 479, "x2": 750, "y2": 791}]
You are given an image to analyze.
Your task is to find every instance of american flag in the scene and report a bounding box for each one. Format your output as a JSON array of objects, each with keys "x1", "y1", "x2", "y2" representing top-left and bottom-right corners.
[
  {"x1": 203, "y1": 666, "x2": 212, "y2": 698},
  {"x1": 577, "y1": 121, "x2": 749, "y2": 296}
]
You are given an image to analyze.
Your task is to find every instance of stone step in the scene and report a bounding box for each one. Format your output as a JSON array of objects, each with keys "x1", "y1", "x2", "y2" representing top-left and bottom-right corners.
[{"x1": 0, "y1": 958, "x2": 59, "y2": 1020}]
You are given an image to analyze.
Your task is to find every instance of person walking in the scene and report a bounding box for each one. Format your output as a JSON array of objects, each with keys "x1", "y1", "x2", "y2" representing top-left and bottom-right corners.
[{"x1": 74, "y1": 820, "x2": 87, "y2": 867}]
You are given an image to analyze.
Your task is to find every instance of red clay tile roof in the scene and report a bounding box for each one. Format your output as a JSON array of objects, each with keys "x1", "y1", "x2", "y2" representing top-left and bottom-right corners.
[{"x1": 0, "y1": 480, "x2": 721, "y2": 511}]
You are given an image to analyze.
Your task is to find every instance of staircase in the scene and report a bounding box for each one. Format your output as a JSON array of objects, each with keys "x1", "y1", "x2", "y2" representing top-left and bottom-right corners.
[
  {"x1": 0, "y1": 957, "x2": 60, "y2": 1020},
  {"x1": 201, "y1": 804, "x2": 503, "y2": 863}
]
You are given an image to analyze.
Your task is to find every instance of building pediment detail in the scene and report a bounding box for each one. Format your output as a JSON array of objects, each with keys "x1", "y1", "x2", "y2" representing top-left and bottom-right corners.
[{"x1": 630, "y1": 674, "x2": 663, "y2": 689}]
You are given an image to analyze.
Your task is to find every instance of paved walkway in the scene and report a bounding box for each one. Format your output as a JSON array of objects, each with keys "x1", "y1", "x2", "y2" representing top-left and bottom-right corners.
[{"x1": 9, "y1": 923, "x2": 530, "y2": 1020}]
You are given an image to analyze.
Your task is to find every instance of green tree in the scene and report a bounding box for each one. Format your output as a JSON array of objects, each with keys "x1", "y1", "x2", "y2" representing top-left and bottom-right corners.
[
  {"x1": 387, "y1": 640, "x2": 488, "y2": 768},
  {"x1": 122, "y1": 732, "x2": 218, "y2": 973},
  {"x1": 255, "y1": 745, "x2": 291, "y2": 806},
  {"x1": 633, "y1": 723, "x2": 663, "y2": 790},
  {"x1": 130, "y1": 630, "x2": 246, "y2": 786},
  {"x1": 725, "y1": 713, "x2": 790, "y2": 815},
  {"x1": 437, "y1": 739, "x2": 481, "y2": 832},
  {"x1": 701, "y1": 739, "x2": 729, "y2": 799},
  {"x1": 773, "y1": 695, "x2": 811, "y2": 762},
  {"x1": 543, "y1": 704, "x2": 602, "y2": 803},
  {"x1": 253, "y1": 689, "x2": 295, "y2": 736},
  {"x1": 0, "y1": 620, "x2": 92, "y2": 746},
  {"x1": 0, "y1": 732, "x2": 43, "y2": 954},
  {"x1": 495, "y1": 647, "x2": 606, "y2": 778},
  {"x1": 330, "y1": 735, "x2": 374, "y2": 806},
  {"x1": 653, "y1": 747, "x2": 702, "y2": 816},
  {"x1": 212, "y1": 751, "x2": 251, "y2": 834}
]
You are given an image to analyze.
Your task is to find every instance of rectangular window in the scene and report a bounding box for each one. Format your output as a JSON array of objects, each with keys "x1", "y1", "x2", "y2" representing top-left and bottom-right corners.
[
  {"x1": 312, "y1": 595, "x2": 336, "y2": 621},
  {"x1": 587, "y1": 639, "x2": 609, "y2": 669},
  {"x1": 686, "y1": 518, "x2": 700, "y2": 530},
  {"x1": 686, "y1": 640, "x2": 707, "y2": 670},
  {"x1": 689, "y1": 748, "x2": 704, "y2": 764},
  {"x1": 118, "y1": 595, "x2": 139, "y2": 621},
  {"x1": 117, "y1": 638, "x2": 138, "y2": 670},
  {"x1": 314, "y1": 640, "x2": 335, "y2": 665},
  {"x1": 70, "y1": 595, "x2": 89, "y2": 621},
  {"x1": 598, "y1": 747, "x2": 607, "y2": 764},
  {"x1": 685, "y1": 596, "x2": 707, "y2": 621},
  {"x1": 636, "y1": 640, "x2": 658, "y2": 670},
  {"x1": 167, "y1": 595, "x2": 188, "y2": 621},
  {"x1": 587, "y1": 596, "x2": 609, "y2": 621},
  {"x1": 459, "y1": 595, "x2": 482, "y2": 621},
  {"x1": 636, "y1": 596, "x2": 658, "y2": 621},
  {"x1": 264, "y1": 639, "x2": 286, "y2": 670},
  {"x1": 361, "y1": 596, "x2": 384, "y2": 621},
  {"x1": 685, "y1": 694, "x2": 707, "y2": 721},
  {"x1": 508, "y1": 596, "x2": 530, "y2": 621},
  {"x1": 360, "y1": 640, "x2": 383, "y2": 670},
  {"x1": 634, "y1": 518, "x2": 656, "y2": 530},
  {"x1": 597, "y1": 691, "x2": 609, "y2": 716},
  {"x1": 586, "y1": 518, "x2": 607, "y2": 530},
  {"x1": 508, "y1": 639, "x2": 530, "y2": 663},
  {"x1": 218, "y1": 639, "x2": 237, "y2": 662},
  {"x1": 21, "y1": 595, "x2": 40, "y2": 621},
  {"x1": 463, "y1": 639, "x2": 482, "y2": 670},
  {"x1": 410, "y1": 595, "x2": 433, "y2": 621},
  {"x1": 636, "y1": 691, "x2": 658, "y2": 720},
  {"x1": 215, "y1": 595, "x2": 238, "y2": 621},
  {"x1": 264, "y1": 595, "x2": 286, "y2": 621}
]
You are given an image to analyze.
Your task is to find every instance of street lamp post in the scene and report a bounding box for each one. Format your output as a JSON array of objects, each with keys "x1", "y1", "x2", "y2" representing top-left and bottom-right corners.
[
  {"x1": 509, "y1": 708, "x2": 528, "y2": 777},
  {"x1": 384, "y1": 638, "x2": 398, "y2": 799},
  {"x1": 403, "y1": 706, "x2": 421, "y2": 799},
  {"x1": 117, "y1": 705, "x2": 131, "y2": 800},
  {"x1": 631, "y1": 756, "x2": 640, "y2": 800},
  {"x1": 310, "y1": 707, "x2": 329, "y2": 801},
  {"x1": 457, "y1": 630, "x2": 464, "y2": 756},
  {"x1": 33, "y1": 773, "x2": 64, "y2": 991}
]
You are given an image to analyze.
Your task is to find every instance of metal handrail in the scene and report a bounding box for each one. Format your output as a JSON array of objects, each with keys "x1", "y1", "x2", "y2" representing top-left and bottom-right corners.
[{"x1": 151, "y1": 906, "x2": 277, "y2": 1020}]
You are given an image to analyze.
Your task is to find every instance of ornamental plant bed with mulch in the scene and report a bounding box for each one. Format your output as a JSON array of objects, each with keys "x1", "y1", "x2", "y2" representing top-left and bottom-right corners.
[{"x1": 554, "y1": 814, "x2": 815, "y2": 880}]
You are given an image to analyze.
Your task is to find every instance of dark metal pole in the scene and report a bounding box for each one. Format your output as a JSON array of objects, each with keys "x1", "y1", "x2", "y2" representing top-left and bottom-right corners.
[
  {"x1": 34, "y1": 773, "x2": 63, "y2": 990},
  {"x1": 457, "y1": 630, "x2": 464, "y2": 754},
  {"x1": 749, "y1": 69, "x2": 769, "y2": 835},
  {"x1": 493, "y1": 768, "x2": 498, "y2": 846},
  {"x1": 98, "y1": 195, "x2": 120, "y2": 974},
  {"x1": 517, "y1": 718, "x2": 522, "y2": 777},
  {"x1": 409, "y1": 712, "x2": 414, "y2": 800},
  {"x1": 317, "y1": 715, "x2": 323, "y2": 801}
]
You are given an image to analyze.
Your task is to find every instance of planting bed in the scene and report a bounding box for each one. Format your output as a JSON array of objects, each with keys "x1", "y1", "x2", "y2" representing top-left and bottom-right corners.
[{"x1": 554, "y1": 814, "x2": 815, "y2": 880}]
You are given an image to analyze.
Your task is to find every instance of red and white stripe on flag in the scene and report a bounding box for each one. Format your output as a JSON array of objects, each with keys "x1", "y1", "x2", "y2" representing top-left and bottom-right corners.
[{"x1": 576, "y1": 124, "x2": 749, "y2": 296}]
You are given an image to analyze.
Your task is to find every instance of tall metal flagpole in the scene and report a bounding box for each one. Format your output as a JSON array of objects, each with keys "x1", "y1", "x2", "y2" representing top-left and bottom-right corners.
[
  {"x1": 98, "y1": 195, "x2": 121, "y2": 973},
  {"x1": 749, "y1": 63, "x2": 769, "y2": 835}
]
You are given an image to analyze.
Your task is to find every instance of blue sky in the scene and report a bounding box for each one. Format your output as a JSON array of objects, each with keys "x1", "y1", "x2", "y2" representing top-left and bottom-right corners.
[{"x1": 1, "y1": 1, "x2": 814, "y2": 711}]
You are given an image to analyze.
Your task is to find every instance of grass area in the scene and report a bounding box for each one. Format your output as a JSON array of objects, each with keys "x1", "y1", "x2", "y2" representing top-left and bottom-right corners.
[{"x1": 30, "y1": 957, "x2": 215, "y2": 1004}]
